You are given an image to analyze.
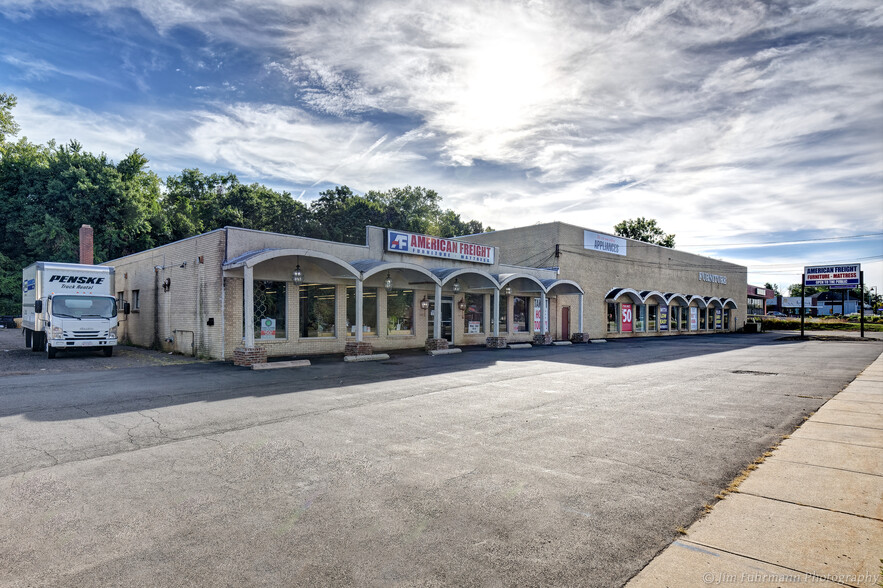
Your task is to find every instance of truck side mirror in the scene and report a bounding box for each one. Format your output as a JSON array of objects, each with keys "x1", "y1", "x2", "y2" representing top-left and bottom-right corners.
[
  {"x1": 124, "y1": 302, "x2": 131, "y2": 315},
  {"x1": 34, "y1": 300, "x2": 42, "y2": 313}
]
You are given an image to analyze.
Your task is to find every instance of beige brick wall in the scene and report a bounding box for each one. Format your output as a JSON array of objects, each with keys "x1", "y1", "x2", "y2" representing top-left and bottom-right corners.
[{"x1": 103, "y1": 230, "x2": 227, "y2": 358}]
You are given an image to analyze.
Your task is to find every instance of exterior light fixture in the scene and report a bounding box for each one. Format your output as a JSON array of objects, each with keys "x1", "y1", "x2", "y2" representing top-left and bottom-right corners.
[
  {"x1": 292, "y1": 257, "x2": 304, "y2": 285},
  {"x1": 384, "y1": 272, "x2": 392, "y2": 291},
  {"x1": 452, "y1": 278, "x2": 461, "y2": 293},
  {"x1": 505, "y1": 286, "x2": 512, "y2": 295},
  {"x1": 420, "y1": 295, "x2": 429, "y2": 310},
  {"x1": 458, "y1": 298, "x2": 466, "y2": 311}
]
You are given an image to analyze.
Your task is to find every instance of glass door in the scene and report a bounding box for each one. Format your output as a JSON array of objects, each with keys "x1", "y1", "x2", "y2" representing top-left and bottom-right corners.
[{"x1": 428, "y1": 297, "x2": 454, "y2": 343}]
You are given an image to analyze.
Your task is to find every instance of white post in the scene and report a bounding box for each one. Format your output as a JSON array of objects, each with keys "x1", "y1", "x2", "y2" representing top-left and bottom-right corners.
[
  {"x1": 355, "y1": 278, "x2": 364, "y2": 343},
  {"x1": 434, "y1": 283, "x2": 442, "y2": 339},
  {"x1": 243, "y1": 264, "x2": 255, "y2": 347},
  {"x1": 541, "y1": 291, "x2": 548, "y2": 335},
  {"x1": 493, "y1": 288, "x2": 500, "y2": 337},
  {"x1": 578, "y1": 293, "x2": 584, "y2": 333}
]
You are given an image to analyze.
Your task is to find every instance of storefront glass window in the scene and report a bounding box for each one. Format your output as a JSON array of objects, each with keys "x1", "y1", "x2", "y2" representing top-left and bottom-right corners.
[
  {"x1": 723, "y1": 309, "x2": 730, "y2": 330},
  {"x1": 253, "y1": 281, "x2": 286, "y2": 339},
  {"x1": 387, "y1": 289, "x2": 414, "y2": 335},
  {"x1": 648, "y1": 305, "x2": 657, "y2": 331},
  {"x1": 299, "y1": 284, "x2": 336, "y2": 338},
  {"x1": 513, "y1": 297, "x2": 529, "y2": 332},
  {"x1": 345, "y1": 286, "x2": 377, "y2": 336},
  {"x1": 464, "y1": 293, "x2": 484, "y2": 334},
  {"x1": 607, "y1": 302, "x2": 618, "y2": 332},
  {"x1": 699, "y1": 307, "x2": 707, "y2": 329},
  {"x1": 635, "y1": 304, "x2": 645, "y2": 332},
  {"x1": 680, "y1": 306, "x2": 688, "y2": 330},
  {"x1": 670, "y1": 306, "x2": 680, "y2": 331}
]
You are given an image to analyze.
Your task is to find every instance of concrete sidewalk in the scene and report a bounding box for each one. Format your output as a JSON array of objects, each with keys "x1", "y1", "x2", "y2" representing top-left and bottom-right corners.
[{"x1": 627, "y1": 351, "x2": 883, "y2": 588}]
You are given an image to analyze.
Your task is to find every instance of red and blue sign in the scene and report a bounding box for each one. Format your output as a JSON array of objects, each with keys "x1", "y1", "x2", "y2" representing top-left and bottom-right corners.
[
  {"x1": 805, "y1": 264, "x2": 860, "y2": 289},
  {"x1": 385, "y1": 229, "x2": 495, "y2": 264}
]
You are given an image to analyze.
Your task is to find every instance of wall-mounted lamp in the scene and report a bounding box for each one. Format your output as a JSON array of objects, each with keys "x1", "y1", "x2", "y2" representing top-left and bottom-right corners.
[
  {"x1": 180, "y1": 261, "x2": 187, "y2": 268},
  {"x1": 292, "y1": 256, "x2": 304, "y2": 285},
  {"x1": 452, "y1": 278, "x2": 461, "y2": 293},
  {"x1": 420, "y1": 295, "x2": 429, "y2": 310},
  {"x1": 505, "y1": 286, "x2": 512, "y2": 295},
  {"x1": 458, "y1": 298, "x2": 466, "y2": 311},
  {"x1": 384, "y1": 272, "x2": 392, "y2": 291},
  {"x1": 162, "y1": 278, "x2": 171, "y2": 292}
]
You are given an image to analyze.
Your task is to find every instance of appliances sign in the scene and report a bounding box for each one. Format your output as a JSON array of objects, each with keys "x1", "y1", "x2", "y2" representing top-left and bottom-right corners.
[
  {"x1": 584, "y1": 231, "x2": 627, "y2": 256},
  {"x1": 805, "y1": 264, "x2": 860, "y2": 289},
  {"x1": 386, "y1": 230, "x2": 494, "y2": 264}
]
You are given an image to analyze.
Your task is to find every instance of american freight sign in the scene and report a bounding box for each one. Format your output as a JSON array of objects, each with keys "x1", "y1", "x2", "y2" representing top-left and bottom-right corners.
[
  {"x1": 805, "y1": 264, "x2": 860, "y2": 288},
  {"x1": 386, "y1": 230, "x2": 495, "y2": 264}
]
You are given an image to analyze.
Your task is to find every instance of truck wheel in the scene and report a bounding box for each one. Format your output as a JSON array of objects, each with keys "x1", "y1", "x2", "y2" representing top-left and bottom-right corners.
[
  {"x1": 103, "y1": 347, "x2": 113, "y2": 357},
  {"x1": 25, "y1": 328, "x2": 32, "y2": 348},
  {"x1": 31, "y1": 331, "x2": 43, "y2": 352},
  {"x1": 46, "y1": 338, "x2": 56, "y2": 359}
]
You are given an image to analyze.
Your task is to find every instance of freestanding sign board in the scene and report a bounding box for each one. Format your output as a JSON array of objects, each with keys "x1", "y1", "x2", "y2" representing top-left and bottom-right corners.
[{"x1": 805, "y1": 264, "x2": 860, "y2": 289}]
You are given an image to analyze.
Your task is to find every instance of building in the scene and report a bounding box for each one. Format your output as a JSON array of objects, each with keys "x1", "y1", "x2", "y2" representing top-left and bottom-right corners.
[
  {"x1": 103, "y1": 222, "x2": 747, "y2": 365},
  {"x1": 747, "y1": 285, "x2": 768, "y2": 315}
]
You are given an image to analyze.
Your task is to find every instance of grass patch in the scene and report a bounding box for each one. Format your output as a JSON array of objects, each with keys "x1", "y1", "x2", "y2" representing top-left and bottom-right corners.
[{"x1": 760, "y1": 318, "x2": 883, "y2": 331}]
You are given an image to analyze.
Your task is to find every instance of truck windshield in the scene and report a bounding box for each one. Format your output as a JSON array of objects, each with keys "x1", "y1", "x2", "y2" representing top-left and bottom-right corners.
[{"x1": 51, "y1": 296, "x2": 117, "y2": 319}]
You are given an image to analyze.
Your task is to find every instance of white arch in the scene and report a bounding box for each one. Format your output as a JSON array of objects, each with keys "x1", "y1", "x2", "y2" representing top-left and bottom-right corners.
[
  {"x1": 664, "y1": 292, "x2": 690, "y2": 306},
  {"x1": 688, "y1": 295, "x2": 709, "y2": 308},
  {"x1": 605, "y1": 287, "x2": 643, "y2": 304},
  {"x1": 435, "y1": 267, "x2": 500, "y2": 289},
  {"x1": 354, "y1": 259, "x2": 442, "y2": 286},
  {"x1": 498, "y1": 273, "x2": 546, "y2": 292},
  {"x1": 704, "y1": 296, "x2": 723, "y2": 308},
  {"x1": 224, "y1": 248, "x2": 360, "y2": 278},
  {"x1": 542, "y1": 279, "x2": 584, "y2": 295},
  {"x1": 640, "y1": 290, "x2": 667, "y2": 304},
  {"x1": 722, "y1": 298, "x2": 739, "y2": 309}
]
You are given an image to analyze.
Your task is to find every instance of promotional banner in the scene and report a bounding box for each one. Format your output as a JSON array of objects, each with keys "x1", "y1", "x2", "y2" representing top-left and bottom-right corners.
[
  {"x1": 533, "y1": 298, "x2": 549, "y2": 333},
  {"x1": 689, "y1": 307, "x2": 698, "y2": 331},
  {"x1": 715, "y1": 308, "x2": 722, "y2": 329},
  {"x1": 621, "y1": 303, "x2": 633, "y2": 332},
  {"x1": 386, "y1": 229, "x2": 494, "y2": 264},
  {"x1": 804, "y1": 264, "x2": 860, "y2": 288},
  {"x1": 584, "y1": 231, "x2": 627, "y2": 256},
  {"x1": 658, "y1": 305, "x2": 668, "y2": 331},
  {"x1": 260, "y1": 317, "x2": 276, "y2": 339}
]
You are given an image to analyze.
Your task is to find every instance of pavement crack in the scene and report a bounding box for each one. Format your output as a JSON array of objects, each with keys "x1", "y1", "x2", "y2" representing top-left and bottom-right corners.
[
  {"x1": 136, "y1": 410, "x2": 168, "y2": 439},
  {"x1": 735, "y1": 490, "x2": 883, "y2": 522}
]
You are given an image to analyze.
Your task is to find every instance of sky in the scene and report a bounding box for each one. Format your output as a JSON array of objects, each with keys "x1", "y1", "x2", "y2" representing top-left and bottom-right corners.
[{"x1": 1, "y1": 0, "x2": 881, "y2": 293}]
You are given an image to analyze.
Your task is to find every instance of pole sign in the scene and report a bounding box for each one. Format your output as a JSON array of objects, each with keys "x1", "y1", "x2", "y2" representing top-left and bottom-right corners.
[
  {"x1": 658, "y1": 305, "x2": 668, "y2": 331},
  {"x1": 621, "y1": 303, "x2": 633, "y2": 332},
  {"x1": 804, "y1": 264, "x2": 860, "y2": 289},
  {"x1": 386, "y1": 230, "x2": 494, "y2": 264}
]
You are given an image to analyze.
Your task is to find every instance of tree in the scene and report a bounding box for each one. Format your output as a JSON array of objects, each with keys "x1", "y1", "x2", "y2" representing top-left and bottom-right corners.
[
  {"x1": 613, "y1": 217, "x2": 675, "y2": 248},
  {"x1": 763, "y1": 283, "x2": 781, "y2": 296},
  {"x1": 0, "y1": 92, "x2": 19, "y2": 143}
]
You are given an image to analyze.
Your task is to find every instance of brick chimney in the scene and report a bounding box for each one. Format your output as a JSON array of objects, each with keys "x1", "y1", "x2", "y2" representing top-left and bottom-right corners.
[{"x1": 79, "y1": 224, "x2": 94, "y2": 265}]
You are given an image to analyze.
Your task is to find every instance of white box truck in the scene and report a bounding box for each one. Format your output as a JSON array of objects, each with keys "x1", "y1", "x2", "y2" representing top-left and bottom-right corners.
[{"x1": 22, "y1": 262, "x2": 129, "y2": 359}]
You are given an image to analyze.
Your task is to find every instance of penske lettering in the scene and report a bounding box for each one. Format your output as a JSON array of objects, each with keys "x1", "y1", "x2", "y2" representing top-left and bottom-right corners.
[{"x1": 49, "y1": 275, "x2": 105, "y2": 284}]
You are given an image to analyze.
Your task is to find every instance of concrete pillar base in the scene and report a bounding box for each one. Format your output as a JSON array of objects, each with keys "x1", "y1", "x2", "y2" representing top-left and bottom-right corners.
[
  {"x1": 233, "y1": 346, "x2": 267, "y2": 366},
  {"x1": 425, "y1": 338, "x2": 449, "y2": 352},
  {"x1": 485, "y1": 336, "x2": 508, "y2": 349},
  {"x1": 533, "y1": 333, "x2": 552, "y2": 346},
  {"x1": 570, "y1": 333, "x2": 591, "y2": 343},
  {"x1": 344, "y1": 341, "x2": 374, "y2": 357}
]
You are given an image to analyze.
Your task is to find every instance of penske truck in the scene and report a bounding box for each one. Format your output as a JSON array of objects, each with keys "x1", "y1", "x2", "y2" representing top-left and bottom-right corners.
[{"x1": 22, "y1": 262, "x2": 128, "y2": 359}]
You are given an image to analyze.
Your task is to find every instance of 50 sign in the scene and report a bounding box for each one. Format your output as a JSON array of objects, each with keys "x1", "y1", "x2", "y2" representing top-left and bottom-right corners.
[{"x1": 621, "y1": 303, "x2": 633, "y2": 333}]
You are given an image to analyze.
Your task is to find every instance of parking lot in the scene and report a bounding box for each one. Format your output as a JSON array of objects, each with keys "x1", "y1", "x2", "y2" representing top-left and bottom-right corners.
[{"x1": 1, "y1": 330, "x2": 880, "y2": 587}]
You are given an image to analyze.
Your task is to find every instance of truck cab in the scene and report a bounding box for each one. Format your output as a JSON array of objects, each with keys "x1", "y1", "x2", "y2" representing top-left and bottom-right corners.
[{"x1": 43, "y1": 294, "x2": 120, "y2": 358}]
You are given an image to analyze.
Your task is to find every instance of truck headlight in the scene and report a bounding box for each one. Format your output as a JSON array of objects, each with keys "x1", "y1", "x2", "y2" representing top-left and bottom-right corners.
[
  {"x1": 51, "y1": 326, "x2": 64, "y2": 340},
  {"x1": 110, "y1": 326, "x2": 118, "y2": 338}
]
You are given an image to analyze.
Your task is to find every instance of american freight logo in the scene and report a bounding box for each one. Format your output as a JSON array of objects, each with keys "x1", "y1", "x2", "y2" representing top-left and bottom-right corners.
[{"x1": 385, "y1": 230, "x2": 495, "y2": 264}]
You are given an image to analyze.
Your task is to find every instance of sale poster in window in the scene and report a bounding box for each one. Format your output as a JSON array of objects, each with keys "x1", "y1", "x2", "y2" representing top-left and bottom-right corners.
[
  {"x1": 658, "y1": 305, "x2": 668, "y2": 331},
  {"x1": 621, "y1": 303, "x2": 633, "y2": 332}
]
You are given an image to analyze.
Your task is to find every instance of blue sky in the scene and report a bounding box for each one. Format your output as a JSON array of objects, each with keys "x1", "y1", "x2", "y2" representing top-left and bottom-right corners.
[{"x1": 2, "y1": 0, "x2": 881, "y2": 292}]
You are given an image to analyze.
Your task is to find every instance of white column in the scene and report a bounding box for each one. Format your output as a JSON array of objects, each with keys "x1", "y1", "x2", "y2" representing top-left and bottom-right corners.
[
  {"x1": 541, "y1": 291, "x2": 548, "y2": 335},
  {"x1": 433, "y1": 283, "x2": 442, "y2": 339},
  {"x1": 243, "y1": 264, "x2": 255, "y2": 347},
  {"x1": 355, "y1": 278, "x2": 364, "y2": 343},
  {"x1": 578, "y1": 293, "x2": 584, "y2": 333},
  {"x1": 493, "y1": 288, "x2": 500, "y2": 337}
]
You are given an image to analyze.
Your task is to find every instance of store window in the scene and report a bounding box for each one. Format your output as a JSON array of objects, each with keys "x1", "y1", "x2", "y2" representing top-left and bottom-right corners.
[
  {"x1": 635, "y1": 304, "x2": 645, "y2": 332},
  {"x1": 498, "y1": 294, "x2": 508, "y2": 333},
  {"x1": 345, "y1": 286, "x2": 378, "y2": 336},
  {"x1": 387, "y1": 289, "x2": 414, "y2": 335},
  {"x1": 723, "y1": 309, "x2": 731, "y2": 330},
  {"x1": 607, "y1": 302, "x2": 618, "y2": 333},
  {"x1": 747, "y1": 297, "x2": 764, "y2": 315},
  {"x1": 680, "y1": 307, "x2": 688, "y2": 331},
  {"x1": 464, "y1": 293, "x2": 484, "y2": 334},
  {"x1": 299, "y1": 284, "x2": 335, "y2": 338},
  {"x1": 513, "y1": 296, "x2": 529, "y2": 332},
  {"x1": 254, "y1": 281, "x2": 287, "y2": 339},
  {"x1": 648, "y1": 305, "x2": 657, "y2": 331},
  {"x1": 699, "y1": 307, "x2": 707, "y2": 330},
  {"x1": 670, "y1": 306, "x2": 680, "y2": 331}
]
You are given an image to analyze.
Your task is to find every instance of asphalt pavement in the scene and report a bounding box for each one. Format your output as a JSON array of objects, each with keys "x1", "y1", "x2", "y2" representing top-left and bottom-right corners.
[{"x1": 1, "y1": 332, "x2": 880, "y2": 587}]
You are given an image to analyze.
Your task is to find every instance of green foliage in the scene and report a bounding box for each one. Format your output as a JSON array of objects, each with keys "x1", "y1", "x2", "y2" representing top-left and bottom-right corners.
[
  {"x1": 763, "y1": 283, "x2": 781, "y2": 296},
  {"x1": 614, "y1": 217, "x2": 675, "y2": 248},
  {"x1": 0, "y1": 92, "x2": 19, "y2": 142},
  {"x1": 760, "y1": 318, "x2": 883, "y2": 332}
]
